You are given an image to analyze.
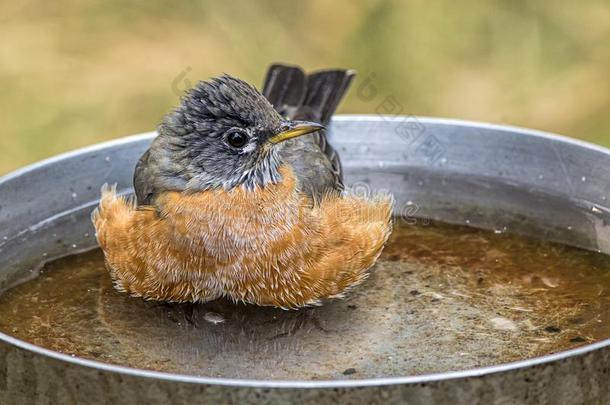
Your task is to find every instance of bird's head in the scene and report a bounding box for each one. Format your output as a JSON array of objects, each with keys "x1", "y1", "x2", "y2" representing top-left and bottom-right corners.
[{"x1": 153, "y1": 74, "x2": 322, "y2": 191}]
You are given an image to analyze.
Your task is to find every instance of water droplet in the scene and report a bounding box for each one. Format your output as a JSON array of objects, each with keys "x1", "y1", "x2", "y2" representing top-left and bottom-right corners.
[
  {"x1": 439, "y1": 157, "x2": 447, "y2": 164},
  {"x1": 204, "y1": 312, "x2": 225, "y2": 325},
  {"x1": 84, "y1": 232, "x2": 90, "y2": 238},
  {"x1": 104, "y1": 156, "x2": 111, "y2": 162},
  {"x1": 567, "y1": 226, "x2": 572, "y2": 231},
  {"x1": 377, "y1": 161, "x2": 385, "y2": 168},
  {"x1": 2, "y1": 236, "x2": 7, "y2": 240},
  {"x1": 71, "y1": 244, "x2": 77, "y2": 249},
  {"x1": 465, "y1": 219, "x2": 471, "y2": 224},
  {"x1": 405, "y1": 200, "x2": 414, "y2": 206},
  {"x1": 602, "y1": 196, "x2": 607, "y2": 201},
  {"x1": 538, "y1": 174, "x2": 544, "y2": 180},
  {"x1": 581, "y1": 176, "x2": 587, "y2": 182},
  {"x1": 494, "y1": 229, "x2": 503, "y2": 234},
  {"x1": 71, "y1": 192, "x2": 77, "y2": 199},
  {"x1": 42, "y1": 252, "x2": 48, "y2": 257}
]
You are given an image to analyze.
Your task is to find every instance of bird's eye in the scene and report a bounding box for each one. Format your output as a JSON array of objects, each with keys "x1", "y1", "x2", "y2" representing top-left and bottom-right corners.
[{"x1": 226, "y1": 131, "x2": 249, "y2": 148}]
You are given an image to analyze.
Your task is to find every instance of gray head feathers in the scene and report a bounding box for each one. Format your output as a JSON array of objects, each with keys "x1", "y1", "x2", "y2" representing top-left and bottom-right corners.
[{"x1": 137, "y1": 75, "x2": 287, "y2": 199}]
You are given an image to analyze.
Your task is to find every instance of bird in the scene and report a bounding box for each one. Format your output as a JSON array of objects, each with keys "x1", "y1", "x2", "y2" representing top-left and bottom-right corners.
[{"x1": 92, "y1": 63, "x2": 393, "y2": 309}]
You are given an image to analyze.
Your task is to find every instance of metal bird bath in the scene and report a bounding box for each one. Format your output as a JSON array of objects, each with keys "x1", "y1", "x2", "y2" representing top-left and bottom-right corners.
[{"x1": 0, "y1": 116, "x2": 609, "y2": 404}]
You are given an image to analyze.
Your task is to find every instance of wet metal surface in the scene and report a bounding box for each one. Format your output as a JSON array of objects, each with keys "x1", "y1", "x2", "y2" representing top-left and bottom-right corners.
[
  {"x1": 1, "y1": 116, "x2": 610, "y2": 403},
  {"x1": 1, "y1": 220, "x2": 608, "y2": 380}
]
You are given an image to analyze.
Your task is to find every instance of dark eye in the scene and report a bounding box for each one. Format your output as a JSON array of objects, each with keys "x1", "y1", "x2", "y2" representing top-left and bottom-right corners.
[{"x1": 226, "y1": 131, "x2": 249, "y2": 148}]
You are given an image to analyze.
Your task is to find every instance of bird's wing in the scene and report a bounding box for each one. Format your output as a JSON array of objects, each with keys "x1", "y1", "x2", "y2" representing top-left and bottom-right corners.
[
  {"x1": 262, "y1": 63, "x2": 356, "y2": 195},
  {"x1": 133, "y1": 148, "x2": 155, "y2": 206}
]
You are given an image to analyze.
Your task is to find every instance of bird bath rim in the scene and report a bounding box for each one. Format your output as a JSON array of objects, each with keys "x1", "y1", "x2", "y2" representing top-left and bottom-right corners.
[{"x1": 0, "y1": 114, "x2": 609, "y2": 389}]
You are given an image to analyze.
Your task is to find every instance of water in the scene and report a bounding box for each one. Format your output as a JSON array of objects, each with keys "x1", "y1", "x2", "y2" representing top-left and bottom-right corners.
[{"x1": 0, "y1": 220, "x2": 608, "y2": 380}]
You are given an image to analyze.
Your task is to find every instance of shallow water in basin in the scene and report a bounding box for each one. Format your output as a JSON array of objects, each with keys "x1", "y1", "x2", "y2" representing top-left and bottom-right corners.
[{"x1": 0, "y1": 220, "x2": 609, "y2": 380}]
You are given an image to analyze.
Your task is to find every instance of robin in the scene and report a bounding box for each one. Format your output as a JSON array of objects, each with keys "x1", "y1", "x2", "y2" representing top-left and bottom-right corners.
[{"x1": 92, "y1": 63, "x2": 393, "y2": 309}]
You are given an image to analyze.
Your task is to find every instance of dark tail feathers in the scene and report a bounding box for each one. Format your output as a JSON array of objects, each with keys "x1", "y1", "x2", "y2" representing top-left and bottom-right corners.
[{"x1": 262, "y1": 63, "x2": 355, "y2": 126}]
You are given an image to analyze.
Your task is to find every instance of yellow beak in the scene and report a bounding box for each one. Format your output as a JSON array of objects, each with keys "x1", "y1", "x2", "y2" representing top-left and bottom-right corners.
[{"x1": 268, "y1": 121, "x2": 325, "y2": 144}]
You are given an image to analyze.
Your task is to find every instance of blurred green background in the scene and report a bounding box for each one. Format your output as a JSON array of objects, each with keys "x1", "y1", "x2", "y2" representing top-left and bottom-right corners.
[{"x1": 1, "y1": 0, "x2": 609, "y2": 175}]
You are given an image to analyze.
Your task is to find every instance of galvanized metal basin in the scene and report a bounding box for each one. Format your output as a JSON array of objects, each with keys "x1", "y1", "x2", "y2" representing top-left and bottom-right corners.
[{"x1": 0, "y1": 116, "x2": 609, "y2": 404}]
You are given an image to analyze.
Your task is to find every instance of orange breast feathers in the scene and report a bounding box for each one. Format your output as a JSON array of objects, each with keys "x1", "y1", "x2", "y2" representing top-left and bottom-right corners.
[{"x1": 92, "y1": 165, "x2": 393, "y2": 309}]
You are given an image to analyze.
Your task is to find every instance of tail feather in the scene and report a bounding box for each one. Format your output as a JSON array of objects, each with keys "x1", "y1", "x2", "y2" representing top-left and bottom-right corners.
[
  {"x1": 262, "y1": 63, "x2": 356, "y2": 126},
  {"x1": 262, "y1": 64, "x2": 307, "y2": 118},
  {"x1": 297, "y1": 69, "x2": 356, "y2": 125}
]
